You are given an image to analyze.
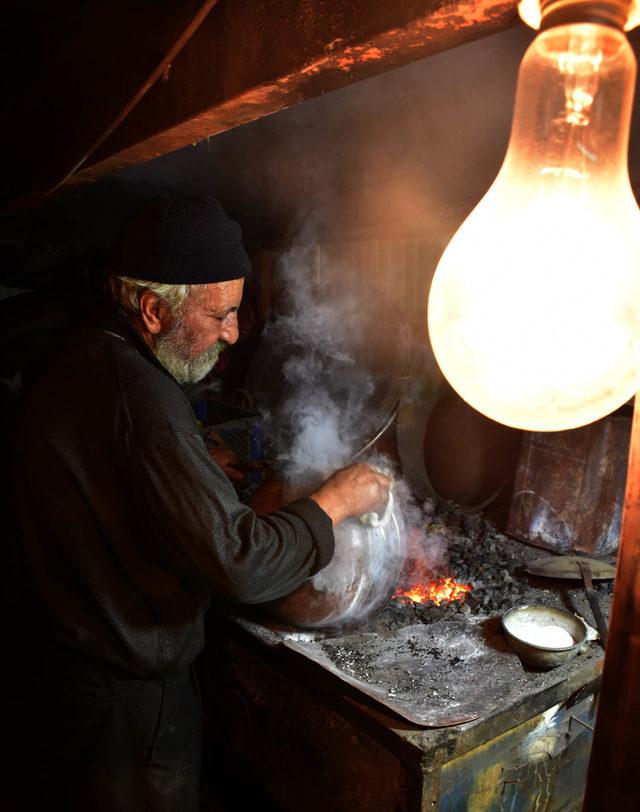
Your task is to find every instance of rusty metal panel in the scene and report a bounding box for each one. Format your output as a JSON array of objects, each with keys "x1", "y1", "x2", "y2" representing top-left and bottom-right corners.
[
  {"x1": 9, "y1": 4, "x2": 640, "y2": 220},
  {"x1": 506, "y1": 412, "x2": 631, "y2": 555},
  {"x1": 3, "y1": 0, "x2": 521, "y2": 215},
  {"x1": 438, "y1": 694, "x2": 596, "y2": 811}
]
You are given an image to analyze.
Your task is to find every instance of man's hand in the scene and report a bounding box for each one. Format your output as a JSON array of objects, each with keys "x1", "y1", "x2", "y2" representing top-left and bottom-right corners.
[
  {"x1": 308, "y1": 463, "x2": 391, "y2": 527},
  {"x1": 206, "y1": 445, "x2": 245, "y2": 483}
]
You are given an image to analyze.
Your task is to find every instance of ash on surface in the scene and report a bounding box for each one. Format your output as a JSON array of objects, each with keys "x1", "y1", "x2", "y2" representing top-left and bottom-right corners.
[
  {"x1": 322, "y1": 645, "x2": 375, "y2": 682},
  {"x1": 321, "y1": 629, "x2": 483, "y2": 699},
  {"x1": 315, "y1": 621, "x2": 526, "y2": 725}
]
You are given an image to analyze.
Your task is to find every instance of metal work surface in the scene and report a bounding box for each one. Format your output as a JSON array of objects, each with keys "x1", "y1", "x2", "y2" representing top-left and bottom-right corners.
[
  {"x1": 227, "y1": 606, "x2": 604, "y2": 755},
  {"x1": 284, "y1": 621, "x2": 525, "y2": 726},
  {"x1": 228, "y1": 504, "x2": 612, "y2": 743}
]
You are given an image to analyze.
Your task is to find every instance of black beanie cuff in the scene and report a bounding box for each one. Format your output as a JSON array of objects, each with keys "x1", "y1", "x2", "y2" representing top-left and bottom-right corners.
[{"x1": 113, "y1": 244, "x2": 252, "y2": 285}]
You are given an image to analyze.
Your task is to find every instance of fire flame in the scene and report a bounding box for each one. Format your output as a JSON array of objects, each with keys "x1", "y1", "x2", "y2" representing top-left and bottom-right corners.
[{"x1": 394, "y1": 577, "x2": 473, "y2": 606}]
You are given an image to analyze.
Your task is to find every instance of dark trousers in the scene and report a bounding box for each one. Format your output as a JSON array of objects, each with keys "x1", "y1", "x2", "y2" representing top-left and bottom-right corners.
[{"x1": 35, "y1": 657, "x2": 203, "y2": 812}]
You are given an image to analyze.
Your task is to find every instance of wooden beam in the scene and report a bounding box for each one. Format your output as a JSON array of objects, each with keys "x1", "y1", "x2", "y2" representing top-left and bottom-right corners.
[
  {"x1": 70, "y1": 0, "x2": 520, "y2": 187},
  {"x1": 1, "y1": 1, "x2": 520, "y2": 215},
  {"x1": 584, "y1": 394, "x2": 640, "y2": 807}
]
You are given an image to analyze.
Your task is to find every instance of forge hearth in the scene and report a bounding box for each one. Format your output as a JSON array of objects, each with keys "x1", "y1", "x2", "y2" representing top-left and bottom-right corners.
[{"x1": 205, "y1": 504, "x2": 610, "y2": 811}]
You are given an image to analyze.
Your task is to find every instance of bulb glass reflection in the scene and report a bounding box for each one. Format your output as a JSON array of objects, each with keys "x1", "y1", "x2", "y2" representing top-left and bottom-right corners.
[{"x1": 428, "y1": 23, "x2": 640, "y2": 431}]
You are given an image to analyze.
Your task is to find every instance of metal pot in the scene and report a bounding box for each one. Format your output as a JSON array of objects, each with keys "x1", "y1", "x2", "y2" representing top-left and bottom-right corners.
[{"x1": 267, "y1": 504, "x2": 406, "y2": 630}]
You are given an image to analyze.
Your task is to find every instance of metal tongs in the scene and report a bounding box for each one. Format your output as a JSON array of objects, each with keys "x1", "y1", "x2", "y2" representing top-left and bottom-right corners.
[{"x1": 577, "y1": 560, "x2": 609, "y2": 647}]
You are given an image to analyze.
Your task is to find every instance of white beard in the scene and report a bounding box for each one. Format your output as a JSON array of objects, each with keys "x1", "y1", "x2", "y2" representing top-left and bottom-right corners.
[{"x1": 154, "y1": 326, "x2": 225, "y2": 385}]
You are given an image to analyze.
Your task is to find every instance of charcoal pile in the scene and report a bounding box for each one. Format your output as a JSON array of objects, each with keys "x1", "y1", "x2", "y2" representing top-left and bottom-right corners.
[{"x1": 357, "y1": 500, "x2": 613, "y2": 635}]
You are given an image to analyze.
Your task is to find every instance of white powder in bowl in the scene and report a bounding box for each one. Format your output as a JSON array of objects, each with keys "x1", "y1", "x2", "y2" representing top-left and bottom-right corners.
[{"x1": 508, "y1": 621, "x2": 575, "y2": 649}]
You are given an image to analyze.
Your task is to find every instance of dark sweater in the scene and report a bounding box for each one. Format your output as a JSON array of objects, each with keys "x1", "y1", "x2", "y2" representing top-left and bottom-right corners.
[{"x1": 16, "y1": 311, "x2": 334, "y2": 678}]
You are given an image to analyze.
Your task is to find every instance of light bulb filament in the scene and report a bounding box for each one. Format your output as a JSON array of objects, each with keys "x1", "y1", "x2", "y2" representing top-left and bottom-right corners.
[
  {"x1": 558, "y1": 42, "x2": 603, "y2": 126},
  {"x1": 557, "y1": 50, "x2": 603, "y2": 75},
  {"x1": 566, "y1": 87, "x2": 594, "y2": 124}
]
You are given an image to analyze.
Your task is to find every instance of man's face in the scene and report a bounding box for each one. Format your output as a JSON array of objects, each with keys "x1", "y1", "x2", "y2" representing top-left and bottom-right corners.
[{"x1": 153, "y1": 278, "x2": 244, "y2": 385}]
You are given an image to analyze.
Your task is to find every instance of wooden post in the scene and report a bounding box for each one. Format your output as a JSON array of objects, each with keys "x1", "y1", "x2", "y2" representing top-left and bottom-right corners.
[{"x1": 584, "y1": 395, "x2": 640, "y2": 807}]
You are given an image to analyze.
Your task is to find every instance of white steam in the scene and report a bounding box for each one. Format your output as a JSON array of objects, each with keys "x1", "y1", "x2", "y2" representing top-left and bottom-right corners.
[{"x1": 258, "y1": 244, "x2": 376, "y2": 496}]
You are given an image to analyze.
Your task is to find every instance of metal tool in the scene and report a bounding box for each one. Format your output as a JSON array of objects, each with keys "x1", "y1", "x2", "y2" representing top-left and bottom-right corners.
[{"x1": 578, "y1": 560, "x2": 609, "y2": 648}]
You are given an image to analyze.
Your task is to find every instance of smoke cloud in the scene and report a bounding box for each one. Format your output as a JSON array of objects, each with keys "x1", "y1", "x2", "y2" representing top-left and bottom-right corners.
[{"x1": 255, "y1": 242, "x2": 379, "y2": 497}]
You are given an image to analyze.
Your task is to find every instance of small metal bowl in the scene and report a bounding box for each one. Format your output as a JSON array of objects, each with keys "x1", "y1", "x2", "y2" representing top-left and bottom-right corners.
[{"x1": 501, "y1": 604, "x2": 588, "y2": 669}]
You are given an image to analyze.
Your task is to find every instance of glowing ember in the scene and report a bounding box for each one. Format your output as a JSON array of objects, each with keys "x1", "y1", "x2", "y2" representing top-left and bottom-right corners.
[{"x1": 394, "y1": 577, "x2": 473, "y2": 606}]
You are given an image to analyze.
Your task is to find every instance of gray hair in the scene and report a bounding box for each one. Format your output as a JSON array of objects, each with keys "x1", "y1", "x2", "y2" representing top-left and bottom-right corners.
[{"x1": 108, "y1": 274, "x2": 193, "y2": 317}]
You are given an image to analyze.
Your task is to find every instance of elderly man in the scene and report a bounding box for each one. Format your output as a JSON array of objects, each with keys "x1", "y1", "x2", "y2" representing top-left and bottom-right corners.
[{"x1": 15, "y1": 195, "x2": 389, "y2": 812}]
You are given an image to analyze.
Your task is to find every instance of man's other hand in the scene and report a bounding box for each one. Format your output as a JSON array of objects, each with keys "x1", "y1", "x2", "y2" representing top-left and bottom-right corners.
[{"x1": 207, "y1": 445, "x2": 245, "y2": 483}]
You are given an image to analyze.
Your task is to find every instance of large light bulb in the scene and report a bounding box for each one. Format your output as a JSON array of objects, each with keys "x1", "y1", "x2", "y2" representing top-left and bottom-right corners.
[{"x1": 427, "y1": 19, "x2": 640, "y2": 431}]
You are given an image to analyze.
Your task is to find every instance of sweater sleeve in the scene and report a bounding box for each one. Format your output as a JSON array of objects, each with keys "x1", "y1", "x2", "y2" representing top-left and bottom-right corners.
[{"x1": 131, "y1": 424, "x2": 335, "y2": 605}]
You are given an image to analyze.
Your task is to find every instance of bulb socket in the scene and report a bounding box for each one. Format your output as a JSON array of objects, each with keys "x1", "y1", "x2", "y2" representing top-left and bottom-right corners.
[{"x1": 539, "y1": 0, "x2": 632, "y2": 29}]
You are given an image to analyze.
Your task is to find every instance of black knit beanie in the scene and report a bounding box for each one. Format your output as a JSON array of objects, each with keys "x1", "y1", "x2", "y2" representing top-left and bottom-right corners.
[{"x1": 109, "y1": 194, "x2": 251, "y2": 284}]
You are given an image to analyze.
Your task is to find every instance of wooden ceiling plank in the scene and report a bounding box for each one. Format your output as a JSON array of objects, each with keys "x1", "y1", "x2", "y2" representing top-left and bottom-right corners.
[{"x1": 69, "y1": 0, "x2": 520, "y2": 187}]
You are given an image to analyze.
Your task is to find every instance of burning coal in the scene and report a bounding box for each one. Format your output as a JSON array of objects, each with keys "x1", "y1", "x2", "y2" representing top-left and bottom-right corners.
[
  {"x1": 389, "y1": 488, "x2": 473, "y2": 606},
  {"x1": 387, "y1": 484, "x2": 465, "y2": 606},
  {"x1": 395, "y1": 577, "x2": 473, "y2": 607}
]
